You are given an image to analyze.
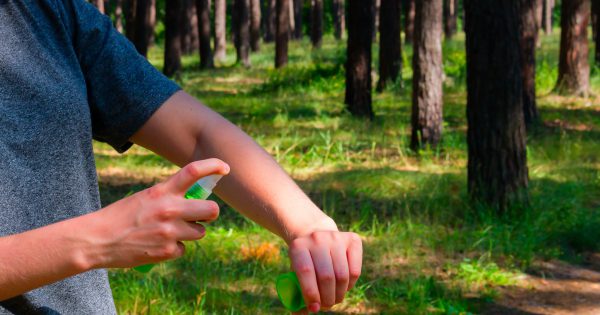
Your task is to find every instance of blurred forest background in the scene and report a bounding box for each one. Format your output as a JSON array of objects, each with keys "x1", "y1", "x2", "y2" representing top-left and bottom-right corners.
[{"x1": 90, "y1": 0, "x2": 600, "y2": 313}]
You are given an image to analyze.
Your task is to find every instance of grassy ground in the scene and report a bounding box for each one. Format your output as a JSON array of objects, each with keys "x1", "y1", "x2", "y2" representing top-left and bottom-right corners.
[{"x1": 97, "y1": 31, "x2": 600, "y2": 314}]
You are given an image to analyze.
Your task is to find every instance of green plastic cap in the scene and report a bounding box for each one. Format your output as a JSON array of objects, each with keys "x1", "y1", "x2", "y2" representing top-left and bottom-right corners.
[
  {"x1": 133, "y1": 263, "x2": 155, "y2": 273},
  {"x1": 276, "y1": 272, "x2": 306, "y2": 312}
]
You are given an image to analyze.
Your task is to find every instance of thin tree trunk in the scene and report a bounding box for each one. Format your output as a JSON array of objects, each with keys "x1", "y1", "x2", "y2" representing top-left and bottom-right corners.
[
  {"x1": 293, "y1": 0, "x2": 303, "y2": 39},
  {"x1": 520, "y1": 0, "x2": 540, "y2": 127},
  {"x1": 214, "y1": 0, "x2": 227, "y2": 61},
  {"x1": 404, "y1": 0, "x2": 415, "y2": 44},
  {"x1": 465, "y1": 0, "x2": 529, "y2": 210},
  {"x1": 113, "y1": 0, "x2": 124, "y2": 33},
  {"x1": 181, "y1": 0, "x2": 200, "y2": 55},
  {"x1": 289, "y1": 0, "x2": 296, "y2": 36},
  {"x1": 125, "y1": 0, "x2": 136, "y2": 41},
  {"x1": 235, "y1": 0, "x2": 251, "y2": 67},
  {"x1": 556, "y1": 0, "x2": 590, "y2": 96},
  {"x1": 543, "y1": 0, "x2": 554, "y2": 34},
  {"x1": 148, "y1": 0, "x2": 156, "y2": 47},
  {"x1": 377, "y1": 0, "x2": 402, "y2": 91},
  {"x1": 311, "y1": 0, "x2": 323, "y2": 47},
  {"x1": 196, "y1": 0, "x2": 214, "y2": 68},
  {"x1": 134, "y1": 0, "x2": 154, "y2": 57},
  {"x1": 345, "y1": 0, "x2": 374, "y2": 119},
  {"x1": 164, "y1": 0, "x2": 183, "y2": 77},
  {"x1": 275, "y1": 0, "x2": 290, "y2": 67},
  {"x1": 443, "y1": 0, "x2": 457, "y2": 39},
  {"x1": 373, "y1": 0, "x2": 380, "y2": 40},
  {"x1": 333, "y1": 0, "x2": 345, "y2": 39},
  {"x1": 265, "y1": 0, "x2": 277, "y2": 42},
  {"x1": 593, "y1": 0, "x2": 600, "y2": 64},
  {"x1": 251, "y1": 0, "x2": 262, "y2": 51},
  {"x1": 92, "y1": 0, "x2": 105, "y2": 13},
  {"x1": 411, "y1": 0, "x2": 443, "y2": 150}
]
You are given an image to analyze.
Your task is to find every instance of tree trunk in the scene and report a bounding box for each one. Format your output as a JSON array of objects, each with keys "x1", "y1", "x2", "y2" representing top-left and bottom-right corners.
[
  {"x1": 181, "y1": 0, "x2": 200, "y2": 55},
  {"x1": 556, "y1": 0, "x2": 590, "y2": 96},
  {"x1": 377, "y1": 0, "x2": 402, "y2": 91},
  {"x1": 288, "y1": 0, "x2": 296, "y2": 36},
  {"x1": 133, "y1": 0, "x2": 154, "y2": 57},
  {"x1": 543, "y1": 0, "x2": 554, "y2": 34},
  {"x1": 443, "y1": 0, "x2": 457, "y2": 39},
  {"x1": 196, "y1": 0, "x2": 214, "y2": 68},
  {"x1": 293, "y1": 0, "x2": 303, "y2": 39},
  {"x1": 310, "y1": 0, "x2": 323, "y2": 47},
  {"x1": 345, "y1": 0, "x2": 374, "y2": 119},
  {"x1": 250, "y1": 0, "x2": 262, "y2": 51},
  {"x1": 411, "y1": 0, "x2": 443, "y2": 150},
  {"x1": 373, "y1": 0, "x2": 380, "y2": 40},
  {"x1": 214, "y1": 0, "x2": 227, "y2": 61},
  {"x1": 264, "y1": 0, "x2": 277, "y2": 42},
  {"x1": 593, "y1": 0, "x2": 600, "y2": 64},
  {"x1": 520, "y1": 0, "x2": 540, "y2": 127},
  {"x1": 404, "y1": 0, "x2": 415, "y2": 44},
  {"x1": 235, "y1": 0, "x2": 252, "y2": 67},
  {"x1": 164, "y1": 0, "x2": 183, "y2": 77},
  {"x1": 92, "y1": 0, "x2": 105, "y2": 13},
  {"x1": 275, "y1": 0, "x2": 290, "y2": 67},
  {"x1": 333, "y1": 0, "x2": 345, "y2": 39},
  {"x1": 124, "y1": 0, "x2": 136, "y2": 42},
  {"x1": 113, "y1": 0, "x2": 124, "y2": 33},
  {"x1": 465, "y1": 0, "x2": 529, "y2": 210}
]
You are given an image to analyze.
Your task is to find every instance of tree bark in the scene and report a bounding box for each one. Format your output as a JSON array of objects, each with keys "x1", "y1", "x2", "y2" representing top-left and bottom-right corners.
[
  {"x1": 288, "y1": 0, "x2": 296, "y2": 36},
  {"x1": 520, "y1": 0, "x2": 540, "y2": 127},
  {"x1": 373, "y1": 0, "x2": 380, "y2": 40},
  {"x1": 593, "y1": 0, "x2": 600, "y2": 64},
  {"x1": 251, "y1": 0, "x2": 262, "y2": 51},
  {"x1": 133, "y1": 0, "x2": 154, "y2": 57},
  {"x1": 124, "y1": 0, "x2": 136, "y2": 42},
  {"x1": 377, "y1": 0, "x2": 402, "y2": 91},
  {"x1": 345, "y1": 0, "x2": 374, "y2": 119},
  {"x1": 333, "y1": 0, "x2": 345, "y2": 39},
  {"x1": 556, "y1": 0, "x2": 590, "y2": 96},
  {"x1": 543, "y1": 0, "x2": 554, "y2": 34},
  {"x1": 264, "y1": 0, "x2": 277, "y2": 42},
  {"x1": 310, "y1": 0, "x2": 323, "y2": 47},
  {"x1": 443, "y1": 0, "x2": 457, "y2": 39},
  {"x1": 196, "y1": 0, "x2": 214, "y2": 68},
  {"x1": 404, "y1": 0, "x2": 415, "y2": 44},
  {"x1": 411, "y1": 0, "x2": 443, "y2": 150},
  {"x1": 214, "y1": 0, "x2": 227, "y2": 61},
  {"x1": 92, "y1": 0, "x2": 105, "y2": 13},
  {"x1": 293, "y1": 0, "x2": 303, "y2": 39},
  {"x1": 235, "y1": 0, "x2": 252, "y2": 67},
  {"x1": 181, "y1": 0, "x2": 200, "y2": 55},
  {"x1": 275, "y1": 0, "x2": 290, "y2": 67},
  {"x1": 164, "y1": 0, "x2": 183, "y2": 77},
  {"x1": 113, "y1": 0, "x2": 124, "y2": 33},
  {"x1": 465, "y1": 0, "x2": 529, "y2": 210}
]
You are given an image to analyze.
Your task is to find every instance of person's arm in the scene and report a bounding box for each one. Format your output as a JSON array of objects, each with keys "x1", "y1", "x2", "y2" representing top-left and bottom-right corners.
[
  {"x1": 130, "y1": 91, "x2": 363, "y2": 313},
  {"x1": 0, "y1": 160, "x2": 229, "y2": 300}
]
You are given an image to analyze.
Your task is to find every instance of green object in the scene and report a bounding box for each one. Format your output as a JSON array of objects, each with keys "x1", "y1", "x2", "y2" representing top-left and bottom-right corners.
[
  {"x1": 133, "y1": 175, "x2": 223, "y2": 273},
  {"x1": 276, "y1": 272, "x2": 306, "y2": 312}
]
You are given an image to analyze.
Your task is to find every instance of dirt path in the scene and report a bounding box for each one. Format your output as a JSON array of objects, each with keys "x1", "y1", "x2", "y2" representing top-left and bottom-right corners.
[{"x1": 484, "y1": 254, "x2": 600, "y2": 315}]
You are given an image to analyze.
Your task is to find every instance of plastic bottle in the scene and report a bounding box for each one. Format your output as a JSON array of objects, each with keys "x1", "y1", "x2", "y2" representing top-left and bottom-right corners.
[
  {"x1": 276, "y1": 272, "x2": 306, "y2": 312},
  {"x1": 133, "y1": 175, "x2": 223, "y2": 273}
]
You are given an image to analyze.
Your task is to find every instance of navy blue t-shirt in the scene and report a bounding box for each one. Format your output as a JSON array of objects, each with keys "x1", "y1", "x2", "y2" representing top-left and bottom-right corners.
[{"x1": 0, "y1": 0, "x2": 180, "y2": 313}]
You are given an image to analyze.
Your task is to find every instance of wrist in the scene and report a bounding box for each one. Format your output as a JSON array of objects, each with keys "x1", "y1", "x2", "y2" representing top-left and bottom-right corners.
[
  {"x1": 65, "y1": 210, "x2": 111, "y2": 271},
  {"x1": 285, "y1": 215, "x2": 338, "y2": 244}
]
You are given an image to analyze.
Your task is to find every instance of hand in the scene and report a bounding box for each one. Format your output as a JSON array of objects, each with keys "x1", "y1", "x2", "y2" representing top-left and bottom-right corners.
[
  {"x1": 288, "y1": 219, "x2": 363, "y2": 314},
  {"x1": 84, "y1": 158, "x2": 230, "y2": 269}
]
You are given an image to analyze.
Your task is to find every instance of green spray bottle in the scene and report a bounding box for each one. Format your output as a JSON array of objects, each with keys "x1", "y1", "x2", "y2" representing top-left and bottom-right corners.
[
  {"x1": 276, "y1": 272, "x2": 306, "y2": 312},
  {"x1": 133, "y1": 174, "x2": 223, "y2": 273}
]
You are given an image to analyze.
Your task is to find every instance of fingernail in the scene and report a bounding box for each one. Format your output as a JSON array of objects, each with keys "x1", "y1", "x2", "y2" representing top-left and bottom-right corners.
[{"x1": 309, "y1": 302, "x2": 320, "y2": 313}]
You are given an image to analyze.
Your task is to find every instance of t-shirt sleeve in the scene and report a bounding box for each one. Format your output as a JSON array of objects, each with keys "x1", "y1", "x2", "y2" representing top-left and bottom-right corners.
[{"x1": 62, "y1": 0, "x2": 181, "y2": 153}]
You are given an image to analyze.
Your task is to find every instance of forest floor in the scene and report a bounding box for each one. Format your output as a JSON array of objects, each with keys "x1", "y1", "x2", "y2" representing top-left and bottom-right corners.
[{"x1": 98, "y1": 33, "x2": 600, "y2": 314}]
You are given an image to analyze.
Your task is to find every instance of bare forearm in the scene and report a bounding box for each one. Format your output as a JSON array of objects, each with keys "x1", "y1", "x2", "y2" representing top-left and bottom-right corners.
[{"x1": 0, "y1": 216, "x2": 91, "y2": 300}]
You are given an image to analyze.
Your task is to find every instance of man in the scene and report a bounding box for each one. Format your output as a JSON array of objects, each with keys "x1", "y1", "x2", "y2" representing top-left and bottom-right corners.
[{"x1": 0, "y1": 0, "x2": 362, "y2": 314}]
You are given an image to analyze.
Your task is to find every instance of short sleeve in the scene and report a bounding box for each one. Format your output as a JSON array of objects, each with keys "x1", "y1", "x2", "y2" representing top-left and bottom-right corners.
[{"x1": 62, "y1": 0, "x2": 181, "y2": 152}]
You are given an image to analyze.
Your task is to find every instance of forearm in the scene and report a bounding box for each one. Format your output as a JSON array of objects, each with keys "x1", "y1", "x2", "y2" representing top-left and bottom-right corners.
[{"x1": 0, "y1": 216, "x2": 92, "y2": 300}]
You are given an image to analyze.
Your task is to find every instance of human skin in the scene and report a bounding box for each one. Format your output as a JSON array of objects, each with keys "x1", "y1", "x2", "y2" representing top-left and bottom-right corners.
[{"x1": 0, "y1": 91, "x2": 362, "y2": 313}]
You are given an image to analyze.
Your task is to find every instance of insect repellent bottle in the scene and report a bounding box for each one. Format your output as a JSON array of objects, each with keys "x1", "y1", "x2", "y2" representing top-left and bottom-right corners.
[
  {"x1": 276, "y1": 272, "x2": 306, "y2": 312},
  {"x1": 133, "y1": 174, "x2": 223, "y2": 273}
]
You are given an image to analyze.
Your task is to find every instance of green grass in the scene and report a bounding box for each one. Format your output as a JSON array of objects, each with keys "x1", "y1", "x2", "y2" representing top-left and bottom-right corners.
[{"x1": 97, "y1": 32, "x2": 600, "y2": 314}]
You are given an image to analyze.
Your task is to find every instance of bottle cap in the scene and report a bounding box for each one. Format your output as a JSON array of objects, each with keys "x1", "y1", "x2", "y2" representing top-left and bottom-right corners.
[
  {"x1": 276, "y1": 272, "x2": 306, "y2": 312},
  {"x1": 196, "y1": 175, "x2": 223, "y2": 193}
]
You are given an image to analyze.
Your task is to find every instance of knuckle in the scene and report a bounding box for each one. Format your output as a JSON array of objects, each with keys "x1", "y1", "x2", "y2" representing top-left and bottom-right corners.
[
  {"x1": 206, "y1": 201, "x2": 220, "y2": 219},
  {"x1": 157, "y1": 225, "x2": 176, "y2": 240},
  {"x1": 296, "y1": 264, "x2": 314, "y2": 275},
  {"x1": 146, "y1": 184, "x2": 166, "y2": 200},
  {"x1": 350, "y1": 233, "x2": 362, "y2": 244},
  {"x1": 304, "y1": 289, "x2": 320, "y2": 301},
  {"x1": 335, "y1": 271, "x2": 350, "y2": 283},
  {"x1": 158, "y1": 244, "x2": 178, "y2": 259},
  {"x1": 350, "y1": 268, "x2": 362, "y2": 279},
  {"x1": 156, "y1": 207, "x2": 178, "y2": 221},
  {"x1": 184, "y1": 163, "x2": 203, "y2": 179},
  {"x1": 318, "y1": 272, "x2": 335, "y2": 283}
]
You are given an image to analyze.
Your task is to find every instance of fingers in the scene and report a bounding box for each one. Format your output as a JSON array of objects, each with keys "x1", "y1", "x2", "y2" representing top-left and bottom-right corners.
[
  {"x1": 311, "y1": 247, "x2": 336, "y2": 309},
  {"x1": 174, "y1": 222, "x2": 206, "y2": 241},
  {"x1": 347, "y1": 233, "x2": 363, "y2": 290},
  {"x1": 177, "y1": 199, "x2": 220, "y2": 223},
  {"x1": 163, "y1": 159, "x2": 229, "y2": 196},
  {"x1": 289, "y1": 246, "x2": 321, "y2": 313},
  {"x1": 331, "y1": 245, "x2": 350, "y2": 304}
]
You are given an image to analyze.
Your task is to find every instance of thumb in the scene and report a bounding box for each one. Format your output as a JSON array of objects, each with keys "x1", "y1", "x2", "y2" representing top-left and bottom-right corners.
[{"x1": 163, "y1": 158, "x2": 230, "y2": 195}]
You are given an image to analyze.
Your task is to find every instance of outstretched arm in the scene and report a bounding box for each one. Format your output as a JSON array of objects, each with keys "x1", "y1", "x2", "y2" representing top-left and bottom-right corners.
[{"x1": 130, "y1": 91, "x2": 363, "y2": 312}]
